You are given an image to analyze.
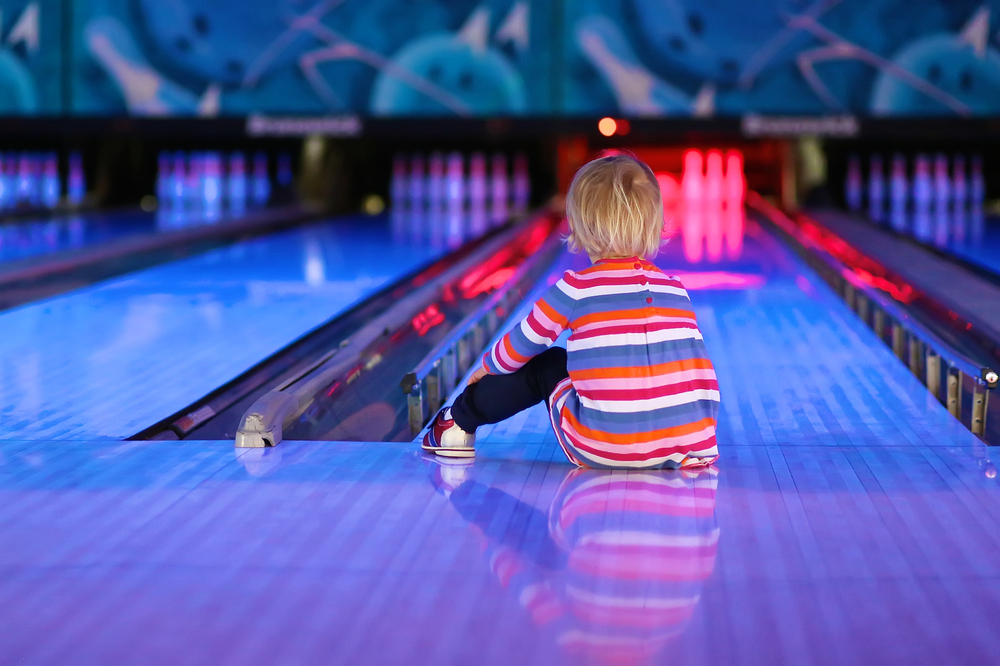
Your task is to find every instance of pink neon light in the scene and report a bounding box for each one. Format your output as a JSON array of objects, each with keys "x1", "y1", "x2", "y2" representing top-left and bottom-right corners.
[
  {"x1": 705, "y1": 195, "x2": 724, "y2": 263},
  {"x1": 725, "y1": 150, "x2": 745, "y2": 203},
  {"x1": 672, "y1": 272, "x2": 766, "y2": 290},
  {"x1": 705, "y1": 150, "x2": 724, "y2": 203},
  {"x1": 677, "y1": 147, "x2": 748, "y2": 264},
  {"x1": 681, "y1": 150, "x2": 704, "y2": 202}
]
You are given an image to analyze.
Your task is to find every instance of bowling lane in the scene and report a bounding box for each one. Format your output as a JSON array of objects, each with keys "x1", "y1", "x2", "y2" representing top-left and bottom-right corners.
[
  {"x1": 0, "y1": 213, "x2": 447, "y2": 440},
  {"x1": 457, "y1": 211, "x2": 975, "y2": 451},
  {"x1": 0, "y1": 205, "x2": 301, "y2": 267},
  {"x1": 1, "y1": 211, "x2": 995, "y2": 665},
  {"x1": 937, "y1": 213, "x2": 1000, "y2": 276},
  {"x1": 0, "y1": 210, "x2": 153, "y2": 265}
]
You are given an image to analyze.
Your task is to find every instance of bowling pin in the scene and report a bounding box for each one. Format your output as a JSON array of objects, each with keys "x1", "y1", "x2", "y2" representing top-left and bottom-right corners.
[
  {"x1": 845, "y1": 154, "x2": 862, "y2": 212},
  {"x1": 446, "y1": 152, "x2": 465, "y2": 247},
  {"x1": 16, "y1": 153, "x2": 31, "y2": 205},
  {"x1": 3, "y1": 153, "x2": 16, "y2": 208},
  {"x1": 277, "y1": 152, "x2": 293, "y2": 188},
  {"x1": 512, "y1": 152, "x2": 529, "y2": 213},
  {"x1": 391, "y1": 153, "x2": 407, "y2": 211},
  {"x1": 971, "y1": 155, "x2": 985, "y2": 245},
  {"x1": 469, "y1": 152, "x2": 488, "y2": 237},
  {"x1": 252, "y1": 152, "x2": 271, "y2": 208},
  {"x1": 971, "y1": 154, "x2": 985, "y2": 212},
  {"x1": 932, "y1": 153, "x2": 951, "y2": 246},
  {"x1": 868, "y1": 154, "x2": 884, "y2": 223},
  {"x1": 913, "y1": 155, "x2": 932, "y2": 213},
  {"x1": 409, "y1": 154, "x2": 426, "y2": 242},
  {"x1": 723, "y1": 151, "x2": 745, "y2": 260},
  {"x1": 409, "y1": 154, "x2": 425, "y2": 213},
  {"x1": 933, "y1": 153, "x2": 951, "y2": 213},
  {"x1": 890, "y1": 153, "x2": 908, "y2": 232},
  {"x1": 0, "y1": 154, "x2": 10, "y2": 210},
  {"x1": 724, "y1": 150, "x2": 745, "y2": 205},
  {"x1": 953, "y1": 154, "x2": 968, "y2": 214},
  {"x1": 227, "y1": 152, "x2": 247, "y2": 213},
  {"x1": 41, "y1": 153, "x2": 60, "y2": 209},
  {"x1": 681, "y1": 149, "x2": 704, "y2": 205},
  {"x1": 489, "y1": 153, "x2": 508, "y2": 227},
  {"x1": 203, "y1": 152, "x2": 222, "y2": 218},
  {"x1": 170, "y1": 151, "x2": 186, "y2": 210},
  {"x1": 681, "y1": 150, "x2": 705, "y2": 263},
  {"x1": 187, "y1": 152, "x2": 204, "y2": 211},
  {"x1": 427, "y1": 152, "x2": 445, "y2": 213},
  {"x1": 912, "y1": 154, "x2": 933, "y2": 241},
  {"x1": 704, "y1": 150, "x2": 724, "y2": 262},
  {"x1": 426, "y1": 152, "x2": 445, "y2": 248},
  {"x1": 68, "y1": 152, "x2": 85, "y2": 207}
]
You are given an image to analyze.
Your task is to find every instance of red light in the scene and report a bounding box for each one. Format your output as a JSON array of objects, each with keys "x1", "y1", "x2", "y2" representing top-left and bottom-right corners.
[
  {"x1": 682, "y1": 201, "x2": 704, "y2": 263},
  {"x1": 598, "y1": 117, "x2": 617, "y2": 137},
  {"x1": 412, "y1": 303, "x2": 445, "y2": 336},
  {"x1": 725, "y1": 150, "x2": 745, "y2": 203},
  {"x1": 681, "y1": 150, "x2": 704, "y2": 202},
  {"x1": 655, "y1": 172, "x2": 680, "y2": 238},
  {"x1": 724, "y1": 204, "x2": 744, "y2": 259},
  {"x1": 705, "y1": 150, "x2": 724, "y2": 202},
  {"x1": 616, "y1": 119, "x2": 631, "y2": 135}
]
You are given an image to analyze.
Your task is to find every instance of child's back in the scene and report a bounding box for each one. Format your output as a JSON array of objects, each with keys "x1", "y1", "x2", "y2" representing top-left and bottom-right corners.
[
  {"x1": 425, "y1": 154, "x2": 720, "y2": 469},
  {"x1": 487, "y1": 256, "x2": 719, "y2": 469}
]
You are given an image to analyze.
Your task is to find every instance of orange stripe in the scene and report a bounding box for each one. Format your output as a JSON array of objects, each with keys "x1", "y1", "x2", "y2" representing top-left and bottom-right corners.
[
  {"x1": 571, "y1": 358, "x2": 715, "y2": 380},
  {"x1": 501, "y1": 335, "x2": 531, "y2": 365},
  {"x1": 536, "y1": 298, "x2": 569, "y2": 328},
  {"x1": 561, "y1": 412, "x2": 716, "y2": 445},
  {"x1": 574, "y1": 307, "x2": 695, "y2": 328}
]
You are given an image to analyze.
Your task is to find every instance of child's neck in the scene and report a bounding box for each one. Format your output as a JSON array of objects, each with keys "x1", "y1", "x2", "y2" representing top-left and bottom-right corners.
[{"x1": 590, "y1": 254, "x2": 643, "y2": 263}]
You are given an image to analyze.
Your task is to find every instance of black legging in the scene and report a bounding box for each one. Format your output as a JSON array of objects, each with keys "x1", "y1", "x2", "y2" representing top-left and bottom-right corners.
[{"x1": 451, "y1": 347, "x2": 569, "y2": 433}]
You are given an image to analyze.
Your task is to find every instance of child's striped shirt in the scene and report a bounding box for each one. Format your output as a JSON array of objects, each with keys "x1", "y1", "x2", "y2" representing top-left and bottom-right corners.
[{"x1": 483, "y1": 256, "x2": 720, "y2": 469}]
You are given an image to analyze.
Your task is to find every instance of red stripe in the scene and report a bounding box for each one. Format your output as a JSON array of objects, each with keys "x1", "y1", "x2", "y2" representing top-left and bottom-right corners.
[
  {"x1": 564, "y1": 273, "x2": 685, "y2": 290},
  {"x1": 563, "y1": 428, "x2": 718, "y2": 463},
  {"x1": 571, "y1": 321, "x2": 698, "y2": 340},
  {"x1": 581, "y1": 379, "x2": 720, "y2": 401},
  {"x1": 525, "y1": 310, "x2": 559, "y2": 341}
]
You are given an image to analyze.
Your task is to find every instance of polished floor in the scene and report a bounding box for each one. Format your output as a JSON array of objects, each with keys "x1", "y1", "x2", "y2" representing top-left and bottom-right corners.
[
  {"x1": 0, "y1": 214, "x2": 445, "y2": 439},
  {"x1": 3, "y1": 211, "x2": 995, "y2": 664},
  {"x1": 0, "y1": 207, "x2": 269, "y2": 265}
]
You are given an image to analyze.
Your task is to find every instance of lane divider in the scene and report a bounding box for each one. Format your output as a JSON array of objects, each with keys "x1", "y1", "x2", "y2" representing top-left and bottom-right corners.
[{"x1": 750, "y1": 192, "x2": 998, "y2": 440}]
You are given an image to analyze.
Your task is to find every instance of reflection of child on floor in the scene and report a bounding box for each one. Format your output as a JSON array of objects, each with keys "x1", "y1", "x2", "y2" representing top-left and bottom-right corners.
[
  {"x1": 423, "y1": 155, "x2": 720, "y2": 469},
  {"x1": 426, "y1": 460, "x2": 720, "y2": 663}
]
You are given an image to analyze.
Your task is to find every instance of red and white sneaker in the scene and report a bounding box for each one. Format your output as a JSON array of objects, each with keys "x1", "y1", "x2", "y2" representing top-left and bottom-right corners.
[{"x1": 422, "y1": 408, "x2": 476, "y2": 458}]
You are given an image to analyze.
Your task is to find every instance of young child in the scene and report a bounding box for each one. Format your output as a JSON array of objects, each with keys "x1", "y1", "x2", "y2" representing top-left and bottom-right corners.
[{"x1": 422, "y1": 154, "x2": 720, "y2": 469}]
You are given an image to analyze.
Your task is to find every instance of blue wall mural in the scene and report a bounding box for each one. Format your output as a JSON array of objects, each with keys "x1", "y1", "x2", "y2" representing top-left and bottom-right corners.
[
  {"x1": 563, "y1": 0, "x2": 1000, "y2": 117},
  {"x1": 0, "y1": 1, "x2": 61, "y2": 113},
  {"x1": 2, "y1": 0, "x2": 1000, "y2": 116}
]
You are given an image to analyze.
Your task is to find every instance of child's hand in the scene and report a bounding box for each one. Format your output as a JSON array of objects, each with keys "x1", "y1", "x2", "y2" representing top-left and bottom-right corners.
[{"x1": 467, "y1": 367, "x2": 489, "y2": 385}]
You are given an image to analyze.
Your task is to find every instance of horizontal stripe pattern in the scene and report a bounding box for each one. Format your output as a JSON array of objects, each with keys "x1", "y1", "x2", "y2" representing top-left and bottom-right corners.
[{"x1": 484, "y1": 257, "x2": 720, "y2": 470}]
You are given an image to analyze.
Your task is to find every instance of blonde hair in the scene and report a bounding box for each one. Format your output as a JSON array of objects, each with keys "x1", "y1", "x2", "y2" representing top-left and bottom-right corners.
[{"x1": 565, "y1": 155, "x2": 663, "y2": 259}]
